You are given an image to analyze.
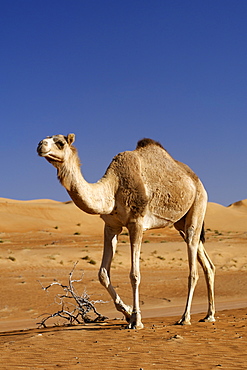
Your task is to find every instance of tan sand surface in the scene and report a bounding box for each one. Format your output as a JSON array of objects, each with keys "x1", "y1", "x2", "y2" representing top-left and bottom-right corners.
[{"x1": 0, "y1": 198, "x2": 247, "y2": 369}]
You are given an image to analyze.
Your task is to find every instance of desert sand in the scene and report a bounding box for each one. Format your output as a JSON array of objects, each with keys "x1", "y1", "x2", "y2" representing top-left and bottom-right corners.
[{"x1": 0, "y1": 197, "x2": 247, "y2": 369}]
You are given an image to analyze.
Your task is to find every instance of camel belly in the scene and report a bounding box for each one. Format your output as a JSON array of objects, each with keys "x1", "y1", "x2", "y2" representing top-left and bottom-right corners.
[{"x1": 143, "y1": 212, "x2": 173, "y2": 230}]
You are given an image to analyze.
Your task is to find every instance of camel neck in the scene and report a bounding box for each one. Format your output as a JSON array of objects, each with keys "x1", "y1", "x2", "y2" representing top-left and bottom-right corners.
[{"x1": 57, "y1": 159, "x2": 116, "y2": 215}]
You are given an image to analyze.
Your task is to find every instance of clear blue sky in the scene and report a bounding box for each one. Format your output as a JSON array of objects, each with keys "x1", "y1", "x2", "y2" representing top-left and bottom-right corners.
[{"x1": 1, "y1": 0, "x2": 246, "y2": 206}]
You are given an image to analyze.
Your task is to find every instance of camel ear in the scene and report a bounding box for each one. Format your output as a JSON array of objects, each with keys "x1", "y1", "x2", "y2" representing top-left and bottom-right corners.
[{"x1": 67, "y1": 133, "x2": 75, "y2": 145}]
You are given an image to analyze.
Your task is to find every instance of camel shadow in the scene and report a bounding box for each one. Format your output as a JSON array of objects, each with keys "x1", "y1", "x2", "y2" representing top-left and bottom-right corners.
[{"x1": 0, "y1": 319, "x2": 126, "y2": 338}]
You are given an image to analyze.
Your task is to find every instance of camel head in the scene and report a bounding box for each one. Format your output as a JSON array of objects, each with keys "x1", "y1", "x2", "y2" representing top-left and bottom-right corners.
[{"x1": 37, "y1": 134, "x2": 76, "y2": 166}]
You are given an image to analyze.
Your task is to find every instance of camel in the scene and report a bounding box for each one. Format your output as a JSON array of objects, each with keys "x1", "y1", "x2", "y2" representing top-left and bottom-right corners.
[{"x1": 37, "y1": 134, "x2": 215, "y2": 329}]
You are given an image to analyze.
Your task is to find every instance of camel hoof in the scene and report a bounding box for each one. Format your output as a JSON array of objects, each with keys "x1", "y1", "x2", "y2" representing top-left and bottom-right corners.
[
  {"x1": 126, "y1": 322, "x2": 144, "y2": 330},
  {"x1": 176, "y1": 319, "x2": 191, "y2": 326},
  {"x1": 126, "y1": 312, "x2": 144, "y2": 329},
  {"x1": 199, "y1": 316, "x2": 216, "y2": 323}
]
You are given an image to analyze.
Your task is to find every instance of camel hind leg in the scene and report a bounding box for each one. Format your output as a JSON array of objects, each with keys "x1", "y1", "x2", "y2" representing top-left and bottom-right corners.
[
  {"x1": 127, "y1": 219, "x2": 144, "y2": 329},
  {"x1": 177, "y1": 224, "x2": 200, "y2": 325},
  {"x1": 197, "y1": 241, "x2": 215, "y2": 322},
  {"x1": 174, "y1": 195, "x2": 207, "y2": 324},
  {"x1": 175, "y1": 210, "x2": 215, "y2": 324}
]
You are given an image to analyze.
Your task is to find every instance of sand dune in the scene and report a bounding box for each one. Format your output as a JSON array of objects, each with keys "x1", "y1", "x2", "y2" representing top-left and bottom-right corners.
[
  {"x1": 1, "y1": 197, "x2": 246, "y2": 234},
  {"x1": 0, "y1": 198, "x2": 103, "y2": 234},
  {"x1": 205, "y1": 199, "x2": 247, "y2": 232}
]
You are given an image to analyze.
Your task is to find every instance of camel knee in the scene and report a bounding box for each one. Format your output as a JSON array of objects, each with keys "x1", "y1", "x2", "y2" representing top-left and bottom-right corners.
[
  {"x1": 98, "y1": 267, "x2": 110, "y2": 288},
  {"x1": 200, "y1": 260, "x2": 215, "y2": 279},
  {"x1": 188, "y1": 271, "x2": 199, "y2": 287},
  {"x1": 206, "y1": 263, "x2": 215, "y2": 280},
  {"x1": 186, "y1": 225, "x2": 196, "y2": 244},
  {"x1": 130, "y1": 271, "x2": 140, "y2": 287}
]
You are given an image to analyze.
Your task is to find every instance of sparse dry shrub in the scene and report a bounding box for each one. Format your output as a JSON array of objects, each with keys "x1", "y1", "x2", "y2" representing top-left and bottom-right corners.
[{"x1": 37, "y1": 262, "x2": 107, "y2": 328}]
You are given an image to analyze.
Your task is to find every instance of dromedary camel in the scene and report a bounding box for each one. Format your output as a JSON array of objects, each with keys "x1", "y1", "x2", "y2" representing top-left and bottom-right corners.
[{"x1": 37, "y1": 134, "x2": 215, "y2": 329}]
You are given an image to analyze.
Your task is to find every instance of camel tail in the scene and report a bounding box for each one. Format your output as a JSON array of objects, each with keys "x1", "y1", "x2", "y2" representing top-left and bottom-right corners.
[{"x1": 200, "y1": 222, "x2": 205, "y2": 244}]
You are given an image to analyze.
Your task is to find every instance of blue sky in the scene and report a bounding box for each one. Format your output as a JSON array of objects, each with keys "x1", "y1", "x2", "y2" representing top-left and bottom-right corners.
[{"x1": 1, "y1": 0, "x2": 246, "y2": 206}]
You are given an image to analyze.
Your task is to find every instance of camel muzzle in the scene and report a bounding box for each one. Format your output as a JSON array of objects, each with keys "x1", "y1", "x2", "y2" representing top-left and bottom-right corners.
[{"x1": 37, "y1": 140, "x2": 49, "y2": 156}]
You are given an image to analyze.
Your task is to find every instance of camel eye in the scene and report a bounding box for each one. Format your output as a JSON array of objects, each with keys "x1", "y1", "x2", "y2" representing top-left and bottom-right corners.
[{"x1": 54, "y1": 140, "x2": 65, "y2": 149}]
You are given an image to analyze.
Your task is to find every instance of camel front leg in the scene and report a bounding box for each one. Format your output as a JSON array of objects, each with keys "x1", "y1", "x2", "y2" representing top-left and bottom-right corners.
[
  {"x1": 127, "y1": 220, "x2": 144, "y2": 329},
  {"x1": 98, "y1": 224, "x2": 132, "y2": 321}
]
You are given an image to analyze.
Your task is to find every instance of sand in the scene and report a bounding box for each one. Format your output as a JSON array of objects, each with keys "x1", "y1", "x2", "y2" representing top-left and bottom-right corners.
[{"x1": 0, "y1": 198, "x2": 247, "y2": 369}]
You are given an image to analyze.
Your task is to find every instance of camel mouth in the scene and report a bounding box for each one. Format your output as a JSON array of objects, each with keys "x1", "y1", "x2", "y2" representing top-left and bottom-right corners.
[
  {"x1": 38, "y1": 150, "x2": 63, "y2": 162},
  {"x1": 37, "y1": 150, "x2": 49, "y2": 157},
  {"x1": 37, "y1": 147, "x2": 51, "y2": 157},
  {"x1": 37, "y1": 147, "x2": 58, "y2": 159}
]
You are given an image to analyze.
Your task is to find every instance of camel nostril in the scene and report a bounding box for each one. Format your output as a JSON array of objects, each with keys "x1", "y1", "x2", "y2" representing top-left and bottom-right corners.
[{"x1": 38, "y1": 140, "x2": 48, "y2": 148}]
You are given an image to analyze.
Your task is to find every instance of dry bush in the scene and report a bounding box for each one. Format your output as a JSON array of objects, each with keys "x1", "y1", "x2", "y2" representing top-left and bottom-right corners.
[{"x1": 37, "y1": 262, "x2": 107, "y2": 328}]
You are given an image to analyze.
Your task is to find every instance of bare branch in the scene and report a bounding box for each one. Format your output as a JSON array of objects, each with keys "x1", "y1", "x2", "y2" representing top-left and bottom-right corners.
[{"x1": 37, "y1": 263, "x2": 108, "y2": 328}]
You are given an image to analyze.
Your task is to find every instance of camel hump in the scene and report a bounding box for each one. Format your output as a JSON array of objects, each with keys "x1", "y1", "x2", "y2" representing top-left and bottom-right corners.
[{"x1": 136, "y1": 138, "x2": 165, "y2": 150}]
